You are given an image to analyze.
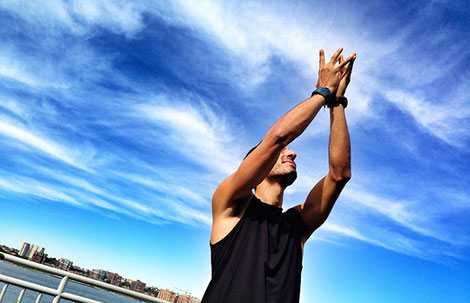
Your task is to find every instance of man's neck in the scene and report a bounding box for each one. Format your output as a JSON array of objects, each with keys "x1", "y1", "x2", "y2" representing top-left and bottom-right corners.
[{"x1": 255, "y1": 179, "x2": 285, "y2": 208}]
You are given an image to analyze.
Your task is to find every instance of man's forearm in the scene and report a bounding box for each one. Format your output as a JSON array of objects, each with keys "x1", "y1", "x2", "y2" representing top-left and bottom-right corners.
[
  {"x1": 265, "y1": 49, "x2": 355, "y2": 148},
  {"x1": 328, "y1": 104, "x2": 351, "y2": 181},
  {"x1": 265, "y1": 94, "x2": 326, "y2": 147}
]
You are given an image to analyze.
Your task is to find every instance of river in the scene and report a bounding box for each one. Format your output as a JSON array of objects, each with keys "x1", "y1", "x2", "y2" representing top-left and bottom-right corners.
[{"x1": 0, "y1": 260, "x2": 146, "y2": 303}]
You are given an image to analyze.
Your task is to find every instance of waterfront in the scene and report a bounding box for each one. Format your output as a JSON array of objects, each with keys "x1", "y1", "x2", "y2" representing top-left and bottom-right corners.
[{"x1": 0, "y1": 261, "x2": 145, "y2": 303}]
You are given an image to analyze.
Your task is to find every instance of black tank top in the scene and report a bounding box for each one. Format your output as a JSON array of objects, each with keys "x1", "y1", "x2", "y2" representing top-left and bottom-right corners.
[{"x1": 201, "y1": 195, "x2": 306, "y2": 303}]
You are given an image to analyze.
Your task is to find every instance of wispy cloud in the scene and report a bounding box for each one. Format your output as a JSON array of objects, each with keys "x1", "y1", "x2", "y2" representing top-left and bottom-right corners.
[
  {"x1": 0, "y1": 176, "x2": 82, "y2": 207},
  {"x1": 115, "y1": 172, "x2": 209, "y2": 207},
  {"x1": 151, "y1": 0, "x2": 470, "y2": 146},
  {"x1": 136, "y1": 95, "x2": 243, "y2": 175},
  {"x1": 0, "y1": 119, "x2": 91, "y2": 171},
  {"x1": 37, "y1": 167, "x2": 211, "y2": 226},
  {"x1": 0, "y1": 55, "x2": 44, "y2": 88},
  {"x1": 341, "y1": 187, "x2": 466, "y2": 245},
  {"x1": 316, "y1": 220, "x2": 467, "y2": 263},
  {"x1": 383, "y1": 89, "x2": 470, "y2": 147},
  {"x1": 0, "y1": 0, "x2": 144, "y2": 37}
]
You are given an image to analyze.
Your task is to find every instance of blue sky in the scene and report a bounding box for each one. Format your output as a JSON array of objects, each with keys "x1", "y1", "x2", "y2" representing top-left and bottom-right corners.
[{"x1": 0, "y1": 0, "x2": 469, "y2": 301}]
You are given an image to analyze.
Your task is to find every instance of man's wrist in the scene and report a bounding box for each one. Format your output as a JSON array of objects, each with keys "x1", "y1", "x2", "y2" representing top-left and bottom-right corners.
[
  {"x1": 331, "y1": 96, "x2": 348, "y2": 108},
  {"x1": 311, "y1": 86, "x2": 334, "y2": 106},
  {"x1": 326, "y1": 86, "x2": 336, "y2": 95}
]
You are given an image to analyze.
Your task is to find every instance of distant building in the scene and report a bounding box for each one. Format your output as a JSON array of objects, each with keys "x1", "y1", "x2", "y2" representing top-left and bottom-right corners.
[
  {"x1": 105, "y1": 272, "x2": 122, "y2": 286},
  {"x1": 90, "y1": 269, "x2": 107, "y2": 281},
  {"x1": 145, "y1": 286, "x2": 159, "y2": 297},
  {"x1": 120, "y1": 278, "x2": 133, "y2": 289},
  {"x1": 56, "y1": 258, "x2": 73, "y2": 271},
  {"x1": 175, "y1": 294, "x2": 192, "y2": 303},
  {"x1": 70, "y1": 265, "x2": 90, "y2": 276},
  {"x1": 19, "y1": 242, "x2": 43, "y2": 259},
  {"x1": 0, "y1": 244, "x2": 19, "y2": 255},
  {"x1": 18, "y1": 242, "x2": 31, "y2": 258},
  {"x1": 130, "y1": 280, "x2": 146, "y2": 293},
  {"x1": 44, "y1": 257, "x2": 58, "y2": 267},
  {"x1": 157, "y1": 289, "x2": 177, "y2": 302},
  {"x1": 189, "y1": 298, "x2": 201, "y2": 303},
  {"x1": 31, "y1": 249, "x2": 47, "y2": 264}
]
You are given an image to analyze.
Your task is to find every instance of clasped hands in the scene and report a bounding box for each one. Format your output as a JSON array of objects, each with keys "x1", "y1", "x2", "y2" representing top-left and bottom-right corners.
[{"x1": 316, "y1": 47, "x2": 356, "y2": 98}]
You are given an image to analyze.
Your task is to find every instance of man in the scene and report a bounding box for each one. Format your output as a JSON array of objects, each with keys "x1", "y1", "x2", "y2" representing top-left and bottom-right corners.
[{"x1": 201, "y1": 48, "x2": 356, "y2": 303}]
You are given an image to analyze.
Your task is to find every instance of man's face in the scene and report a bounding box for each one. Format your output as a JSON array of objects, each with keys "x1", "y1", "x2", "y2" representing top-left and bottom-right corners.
[{"x1": 267, "y1": 147, "x2": 297, "y2": 186}]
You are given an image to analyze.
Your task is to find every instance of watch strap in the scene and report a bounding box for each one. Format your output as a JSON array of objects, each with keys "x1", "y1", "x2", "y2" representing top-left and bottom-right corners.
[
  {"x1": 311, "y1": 86, "x2": 333, "y2": 106},
  {"x1": 333, "y1": 96, "x2": 348, "y2": 108}
]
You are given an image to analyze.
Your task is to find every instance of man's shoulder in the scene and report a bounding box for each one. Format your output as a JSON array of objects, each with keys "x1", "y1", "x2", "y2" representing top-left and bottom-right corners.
[
  {"x1": 284, "y1": 206, "x2": 309, "y2": 233},
  {"x1": 230, "y1": 193, "x2": 255, "y2": 217}
]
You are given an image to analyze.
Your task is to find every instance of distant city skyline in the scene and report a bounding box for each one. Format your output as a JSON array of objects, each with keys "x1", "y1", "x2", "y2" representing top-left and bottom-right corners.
[
  {"x1": 1, "y1": 241, "x2": 200, "y2": 302},
  {"x1": 0, "y1": 1, "x2": 469, "y2": 302}
]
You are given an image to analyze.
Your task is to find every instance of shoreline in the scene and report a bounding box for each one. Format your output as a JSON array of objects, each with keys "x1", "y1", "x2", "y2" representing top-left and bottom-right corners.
[{"x1": 0, "y1": 259, "x2": 143, "y2": 302}]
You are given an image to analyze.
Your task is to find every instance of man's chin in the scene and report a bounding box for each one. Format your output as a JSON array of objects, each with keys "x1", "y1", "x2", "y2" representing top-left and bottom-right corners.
[{"x1": 282, "y1": 170, "x2": 297, "y2": 187}]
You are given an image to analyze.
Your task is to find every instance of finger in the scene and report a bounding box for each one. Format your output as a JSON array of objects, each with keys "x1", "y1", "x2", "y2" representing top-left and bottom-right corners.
[
  {"x1": 330, "y1": 47, "x2": 343, "y2": 63},
  {"x1": 338, "y1": 54, "x2": 345, "y2": 72},
  {"x1": 319, "y1": 49, "x2": 325, "y2": 68},
  {"x1": 337, "y1": 53, "x2": 356, "y2": 70},
  {"x1": 348, "y1": 57, "x2": 355, "y2": 75},
  {"x1": 345, "y1": 56, "x2": 355, "y2": 77}
]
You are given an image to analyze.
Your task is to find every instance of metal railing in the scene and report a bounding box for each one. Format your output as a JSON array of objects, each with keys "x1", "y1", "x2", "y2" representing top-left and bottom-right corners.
[{"x1": 0, "y1": 253, "x2": 168, "y2": 303}]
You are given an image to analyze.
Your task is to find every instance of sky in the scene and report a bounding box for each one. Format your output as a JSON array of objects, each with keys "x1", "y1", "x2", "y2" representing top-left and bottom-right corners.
[{"x1": 0, "y1": 0, "x2": 469, "y2": 302}]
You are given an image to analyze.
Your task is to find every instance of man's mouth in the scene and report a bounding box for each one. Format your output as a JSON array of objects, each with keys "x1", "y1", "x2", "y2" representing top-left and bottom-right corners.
[{"x1": 282, "y1": 160, "x2": 296, "y2": 168}]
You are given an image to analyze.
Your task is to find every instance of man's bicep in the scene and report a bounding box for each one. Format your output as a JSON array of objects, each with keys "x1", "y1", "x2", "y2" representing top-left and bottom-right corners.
[
  {"x1": 296, "y1": 175, "x2": 346, "y2": 240},
  {"x1": 212, "y1": 174, "x2": 249, "y2": 217}
]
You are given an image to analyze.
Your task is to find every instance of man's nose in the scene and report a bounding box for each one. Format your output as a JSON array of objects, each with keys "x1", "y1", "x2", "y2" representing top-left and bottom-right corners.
[{"x1": 285, "y1": 148, "x2": 297, "y2": 160}]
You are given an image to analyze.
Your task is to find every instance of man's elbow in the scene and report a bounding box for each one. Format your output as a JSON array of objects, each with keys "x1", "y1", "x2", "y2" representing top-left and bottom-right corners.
[
  {"x1": 328, "y1": 168, "x2": 351, "y2": 184},
  {"x1": 266, "y1": 126, "x2": 290, "y2": 147}
]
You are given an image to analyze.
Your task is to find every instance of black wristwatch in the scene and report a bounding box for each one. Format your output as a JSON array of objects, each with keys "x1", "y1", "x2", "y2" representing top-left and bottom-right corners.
[{"x1": 332, "y1": 96, "x2": 348, "y2": 108}]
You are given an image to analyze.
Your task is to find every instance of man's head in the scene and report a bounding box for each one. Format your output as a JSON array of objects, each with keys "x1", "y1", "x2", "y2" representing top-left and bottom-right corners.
[
  {"x1": 267, "y1": 147, "x2": 297, "y2": 188},
  {"x1": 246, "y1": 144, "x2": 298, "y2": 188}
]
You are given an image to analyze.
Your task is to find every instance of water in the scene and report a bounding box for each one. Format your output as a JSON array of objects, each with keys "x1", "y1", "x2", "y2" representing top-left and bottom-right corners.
[{"x1": 0, "y1": 260, "x2": 145, "y2": 303}]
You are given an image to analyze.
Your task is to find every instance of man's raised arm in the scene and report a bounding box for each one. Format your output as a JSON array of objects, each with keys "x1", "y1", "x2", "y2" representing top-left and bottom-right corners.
[
  {"x1": 211, "y1": 48, "x2": 355, "y2": 242},
  {"x1": 296, "y1": 54, "x2": 355, "y2": 241}
]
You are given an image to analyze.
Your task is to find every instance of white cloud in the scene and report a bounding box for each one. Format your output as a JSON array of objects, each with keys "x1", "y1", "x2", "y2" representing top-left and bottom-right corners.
[
  {"x1": 317, "y1": 220, "x2": 465, "y2": 262},
  {"x1": 0, "y1": 57, "x2": 41, "y2": 87},
  {"x1": 29, "y1": 166, "x2": 212, "y2": 226},
  {"x1": 0, "y1": 119, "x2": 91, "y2": 171},
  {"x1": 317, "y1": 222, "x2": 402, "y2": 254},
  {"x1": 383, "y1": 89, "x2": 470, "y2": 147},
  {"x1": 0, "y1": 176, "x2": 82, "y2": 206},
  {"x1": 0, "y1": 0, "x2": 144, "y2": 37},
  {"x1": 0, "y1": 53, "x2": 65, "y2": 89},
  {"x1": 115, "y1": 172, "x2": 209, "y2": 207},
  {"x1": 154, "y1": 0, "x2": 398, "y2": 99},
  {"x1": 0, "y1": 98, "x2": 28, "y2": 119},
  {"x1": 136, "y1": 95, "x2": 243, "y2": 175},
  {"x1": 336, "y1": 185, "x2": 470, "y2": 247},
  {"x1": 151, "y1": 0, "x2": 470, "y2": 148},
  {"x1": 70, "y1": 0, "x2": 144, "y2": 37}
]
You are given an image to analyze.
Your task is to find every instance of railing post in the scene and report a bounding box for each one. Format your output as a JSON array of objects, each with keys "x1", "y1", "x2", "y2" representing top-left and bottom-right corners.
[
  {"x1": 35, "y1": 292, "x2": 43, "y2": 303},
  {"x1": 0, "y1": 283, "x2": 8, "y2": 302},
  {"x1": 17, "y1": 288, "x2": 26, "y2": 302},
  {"x1": 52, "y1": 275, "x2": 69, "y2": 303}
]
